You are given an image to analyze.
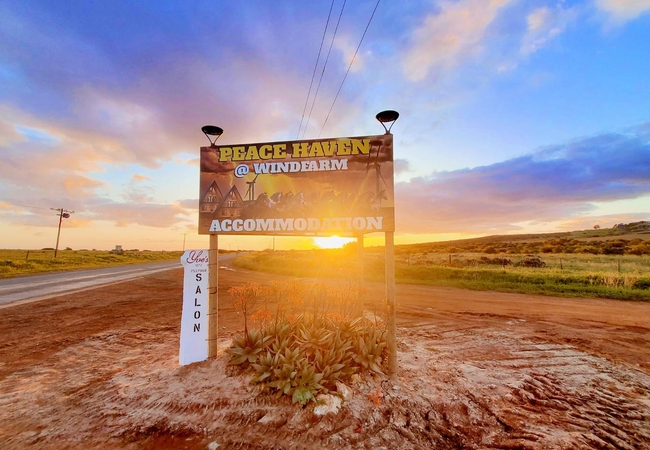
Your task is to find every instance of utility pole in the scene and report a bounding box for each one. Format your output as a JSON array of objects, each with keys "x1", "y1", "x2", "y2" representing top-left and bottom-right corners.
[
  {"x1": 50, "y1": 207, "x2": 74, "y2": 258},
  {"x1": 182, "y1": 233, "x2": 188, "y2": 251}
]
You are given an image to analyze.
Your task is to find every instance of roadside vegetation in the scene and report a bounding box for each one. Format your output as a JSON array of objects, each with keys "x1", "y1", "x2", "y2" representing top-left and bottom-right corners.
[
  {"x1": 0, "y1": 249, "x2": 183, "y2": 278},
  {"x1": 226, "y1": 280, "x2": 388, "y2": 405},
  {"x1": 233, "y1": 227, "x2": 650, "y2": 301}
]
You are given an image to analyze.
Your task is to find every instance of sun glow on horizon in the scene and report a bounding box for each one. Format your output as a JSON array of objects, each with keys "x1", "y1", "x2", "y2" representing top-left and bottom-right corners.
[{"x1": 312, "y1": 235, "x2": 354, "y2": 249}]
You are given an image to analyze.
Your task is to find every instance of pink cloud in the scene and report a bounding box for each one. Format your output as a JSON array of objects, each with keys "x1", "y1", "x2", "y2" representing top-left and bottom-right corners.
[
  {"x1": 395, "y1": 125, "x2": 650, "y2": 234},
  {"x1": 403, "y1": 0, "x2": 515, "y2": 81},
  {"x1": 596, "y1": 0, "x2": 650, "y2": 22}
]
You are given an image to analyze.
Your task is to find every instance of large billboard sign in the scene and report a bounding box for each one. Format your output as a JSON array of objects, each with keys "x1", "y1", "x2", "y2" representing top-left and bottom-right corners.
[{"x1": 198, "y1": 134, "x2": 394, "y2": 236}]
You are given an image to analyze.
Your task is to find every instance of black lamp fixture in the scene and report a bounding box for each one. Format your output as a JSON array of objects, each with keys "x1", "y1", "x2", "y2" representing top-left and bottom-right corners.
[
  {"x1": 201, "y1": 125, "x2": 224, "y2": 146},
  {"x1": 375, "y1": 110, "x2": 399, "y2": 134}
]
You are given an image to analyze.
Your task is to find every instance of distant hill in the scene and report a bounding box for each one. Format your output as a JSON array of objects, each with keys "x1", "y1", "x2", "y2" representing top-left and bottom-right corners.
[{"x1": 396, "y1": 221, "x2": 650, "y2": 256}]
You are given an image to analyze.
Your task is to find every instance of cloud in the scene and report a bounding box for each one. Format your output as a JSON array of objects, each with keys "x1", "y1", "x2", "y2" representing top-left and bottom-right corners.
[
  {"x1": 0, "y1": 197, "x2": 193, "y2": 229},
  {"x1": 402, "y1": 0, "x2": 515, "y2": 81},
  {"x1": 394, "y1": 158, "x2": 411, "y2": 175},
  {"x1": 595, "y1": 0, "x2": 650, "y2": 22},
  {"x1": 177, "y1": 199, "x2": 199, "y2": 210},
  {"x1": 521, "y1": 5, "x2": 579, "y2": 55},
  {"x1": 0, "y1": 2, "x2": 361, "y2": 174},
  {"x1": 87, "y1": 201, "x2": 190, "y2": 228},
  {"x1": 0, "y1": 3, "x2": 368, "y2": 237},
  {"x1": 334, "y1": 34, "x2": 366, "y2": 73},
  {"x1": 395, "y1": 123, "x2": 650, "y2": 234}
]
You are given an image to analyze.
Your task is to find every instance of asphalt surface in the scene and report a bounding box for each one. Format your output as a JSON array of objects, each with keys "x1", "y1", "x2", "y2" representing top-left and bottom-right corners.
[{"x1": 0, "y1": 261, "x2": 181, "y2": 307}]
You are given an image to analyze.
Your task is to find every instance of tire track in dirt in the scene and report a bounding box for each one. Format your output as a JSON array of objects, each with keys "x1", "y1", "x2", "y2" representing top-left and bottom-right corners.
[{"x1": 394, "y1": 323, "x2": 650, "y2": 449}]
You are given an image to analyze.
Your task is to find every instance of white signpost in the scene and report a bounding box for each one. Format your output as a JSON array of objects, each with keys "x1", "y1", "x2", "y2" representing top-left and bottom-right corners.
[{"x1": 179, "y1": 249, "x2": 209, "y2": 365}]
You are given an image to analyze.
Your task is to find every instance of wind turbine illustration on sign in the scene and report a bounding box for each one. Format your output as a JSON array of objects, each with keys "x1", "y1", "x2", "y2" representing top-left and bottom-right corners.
[{"x1": 245, "y1": 173, "x2": 260, "y2": 201}]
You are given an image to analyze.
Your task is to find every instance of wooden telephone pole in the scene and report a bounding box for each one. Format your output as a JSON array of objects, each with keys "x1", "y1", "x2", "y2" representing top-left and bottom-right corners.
[{"x1": 50, "y1": 207, "x2": 74, "y2": 257}]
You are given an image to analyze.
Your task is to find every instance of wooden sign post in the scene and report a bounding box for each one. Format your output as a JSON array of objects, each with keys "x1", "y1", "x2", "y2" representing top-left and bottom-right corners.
[
  {"x1": 386, "y1": 231, "x2": 397, "y2": 378},
  {"x1": 208, "y1": 234, "x2": 219, "y2": 358}
]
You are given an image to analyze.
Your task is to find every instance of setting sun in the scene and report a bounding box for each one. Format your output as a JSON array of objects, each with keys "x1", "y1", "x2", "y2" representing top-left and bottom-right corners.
[{"x1": 312, "y1": 235, "x2": 354, "y2": 249}]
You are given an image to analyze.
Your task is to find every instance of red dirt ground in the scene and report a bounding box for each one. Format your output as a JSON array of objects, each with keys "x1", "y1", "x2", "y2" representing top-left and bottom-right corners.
[{"x1": 1, "y1": 261, "x2": 649, "y2": 449}]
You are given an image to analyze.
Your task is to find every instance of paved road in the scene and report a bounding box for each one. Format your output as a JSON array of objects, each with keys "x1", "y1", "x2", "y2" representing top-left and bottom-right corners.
[{"x1": 0, "y1": 261, "x2": 182, "y2": 307}]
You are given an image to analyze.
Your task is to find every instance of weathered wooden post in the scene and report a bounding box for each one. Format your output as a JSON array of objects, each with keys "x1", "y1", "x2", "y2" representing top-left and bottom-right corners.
[
  {"x1": 386, "y1": 231, "x2": 397, "y2": 378},
  {"x1": 375, "y1": 109, "x2": 399, "y2": 379},
  {"x1": 357, "y1": 234, "x2": 365, "y2": 316},
  {"x1": 208, "y1": 235, "x2": 219, "y2": 357}
]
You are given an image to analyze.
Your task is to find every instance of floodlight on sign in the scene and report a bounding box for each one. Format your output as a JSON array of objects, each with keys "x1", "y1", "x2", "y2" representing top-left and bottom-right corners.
[
  {"x1": 375, "y1": 110, "x2": 399, "y2": 134},
  {"x1": 201, "y1": 125, "x2": 224, "y2": 146}
]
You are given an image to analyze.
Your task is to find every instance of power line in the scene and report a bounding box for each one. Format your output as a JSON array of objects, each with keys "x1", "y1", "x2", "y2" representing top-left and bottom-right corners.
[
  {"x1": 319, "y1": 0, "x2": 381, "y2": 137},
  {"x1": 301, "y1": 0, "x2": 347, "y2": 139},
  {"x1": 0, "y1": 201, "x2": 52, "y2": 211},
  {"x1": 297, "y1": 0, "x2": 336, "y2": 139}
]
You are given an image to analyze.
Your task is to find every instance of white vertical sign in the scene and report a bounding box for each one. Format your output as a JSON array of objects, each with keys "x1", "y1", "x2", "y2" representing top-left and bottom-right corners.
[{"x1": 179, "y1": 249, "x2": 209, "y2": 365}]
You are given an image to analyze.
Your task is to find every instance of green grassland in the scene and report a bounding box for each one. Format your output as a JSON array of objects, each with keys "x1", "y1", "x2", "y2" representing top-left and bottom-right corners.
[
  {"x1": 0, "y1": 249, "x2": 183, "y2": 279},
  {"x1": 233, "y1": 225, "x2": 650, "y2": 302},
  {"x1": 395, "y1": 224, "x2": 650, "y2": 256}
]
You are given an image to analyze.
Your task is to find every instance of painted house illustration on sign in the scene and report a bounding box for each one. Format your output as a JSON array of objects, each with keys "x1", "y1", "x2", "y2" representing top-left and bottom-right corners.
[{"x1": 199, "y1": 181, "x2": 246, "y2": 219}]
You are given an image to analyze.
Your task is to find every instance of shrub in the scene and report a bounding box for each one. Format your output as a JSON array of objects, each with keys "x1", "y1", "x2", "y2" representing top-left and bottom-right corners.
[
  {"x1": 515, "y1": 256, "x2": 546, "y2": 268},
  {"x1": 632, "y1": 279, "x2": 650, "y2": 290},
  {"x1": 227, "y1": 314, "x2": 388, "y2": 405},
  {"x1": 628, "y1": 244, "x2": 650, "y2": 256},
  {"x1": 478, "y1": 256, "x2": 512, "y2": 266}
]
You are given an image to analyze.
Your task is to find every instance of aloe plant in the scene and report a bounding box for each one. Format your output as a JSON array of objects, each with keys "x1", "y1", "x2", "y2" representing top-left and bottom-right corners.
[
  {"x1": 226, "y1": 330, "x2": 272, "y2": 367},
  {"x1": 269, "y1": 363, "x2": 298, "y2": 397},
  {"x1": 278, "y1": 346, "x2": 301, "y2": 367},
  {"x1": 226, "y1": 290, "x2": 390, "y2": 404},
  {"x1": 291, "y1": 360, "x2": 324, "y2": 405},
  {"x1": 251, "y1": 351, "x2": 277, "y2": 383},
  {"x1": 354, "y1": 329, "x2": 388, "y2": 375},
  {"x1": 313, "y1": 348, "x2": 346, "y2": 391},
  {"x1": 297, "y1": 324, "x2": 332, "y2": 357}
]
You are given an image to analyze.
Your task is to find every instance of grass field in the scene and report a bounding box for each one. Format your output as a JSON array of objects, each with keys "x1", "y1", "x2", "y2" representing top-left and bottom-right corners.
[
  {"x1": 0, "y1": 249, "x2": 183, "y2": 279},
  {"x1": 233, "y1": 248, "x2": 650, "y2": 301}
]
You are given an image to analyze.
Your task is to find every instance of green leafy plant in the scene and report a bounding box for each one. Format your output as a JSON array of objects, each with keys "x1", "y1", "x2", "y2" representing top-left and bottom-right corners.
[
  {"x1": 251, "y1": 351, "x2": 277, "y2": 384},
  {"x1": 297, "y1": 324, "x2": 332, "y2": 357},
  {"x1": 354, "y1": 329, "x2": 388, "y2": 375},
  {"x1": 226, "y1": 329, "x2": 272, "y2": 367},
  {"x1": 291, "y1": 359, "x2": 324, "y2": 405},
  {"x1": 268, "y1": 363, "x2": 297, "y2": 397},
  {"x1": 226, "y1": 280, "x2": 390, "y2": 405}
]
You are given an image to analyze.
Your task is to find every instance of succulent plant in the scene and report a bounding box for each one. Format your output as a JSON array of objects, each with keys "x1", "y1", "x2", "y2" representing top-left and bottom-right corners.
[
  {"x1": 226, "y1": 329, "x2": 272, "y2": 367},
  {"x1": 251, "y1": 351, "x2": 278, "y2": 384},
  {"x1": 354, "y1": 329, "x2": 388, "y2": 375},
  {"x1": 291, "y1": 360, "x2": 324, "y2": 405},
  {"x1": 268, "y1": 363, "x2": 297, "y2": 397},
  {"x1": 226, "y1": 281, "x2": 390, "y2": 404}
]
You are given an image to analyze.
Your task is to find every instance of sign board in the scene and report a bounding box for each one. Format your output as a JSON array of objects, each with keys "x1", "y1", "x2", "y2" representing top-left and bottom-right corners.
[
  {"x1": 198, "y1": 134, "x2": 394, "y2": 236},
  {"x1": 179, "y1": 250, "x2": 209, "y2": 365}
]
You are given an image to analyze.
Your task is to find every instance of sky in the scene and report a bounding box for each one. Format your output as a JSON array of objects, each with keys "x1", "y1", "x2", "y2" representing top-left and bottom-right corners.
[{"x1": 1, "y1": 0, "x2": 649, "y2": 251}]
